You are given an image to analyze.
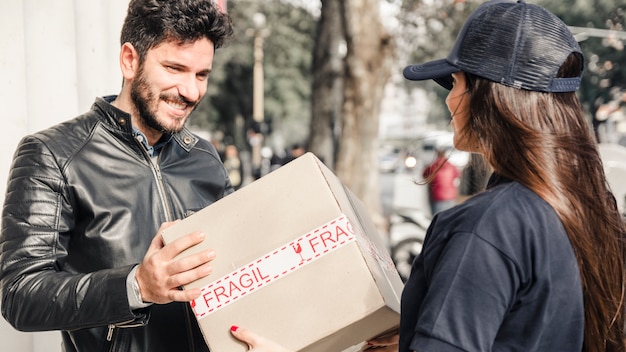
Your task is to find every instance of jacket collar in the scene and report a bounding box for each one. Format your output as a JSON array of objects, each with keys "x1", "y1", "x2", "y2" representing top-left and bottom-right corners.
[{"x1": 93, "y1": 96, "x2": 198, "y2": 153}]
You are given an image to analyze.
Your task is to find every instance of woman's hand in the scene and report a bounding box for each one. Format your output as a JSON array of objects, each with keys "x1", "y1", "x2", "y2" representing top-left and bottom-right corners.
[
  {"x1": 365, "y1": 331, "x2": 399, "y2": 351},
  {"x1": 230, "y1": 326, "x2": 294, "y2": 352}
]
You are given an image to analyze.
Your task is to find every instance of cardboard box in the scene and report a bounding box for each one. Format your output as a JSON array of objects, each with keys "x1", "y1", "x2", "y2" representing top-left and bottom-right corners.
[{"x1": 161, "y1": 152, "x2": 404, "y2": 352}]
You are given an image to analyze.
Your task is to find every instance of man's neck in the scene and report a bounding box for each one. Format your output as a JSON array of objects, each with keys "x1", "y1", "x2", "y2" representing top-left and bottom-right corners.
[
  {"x1": 110, "y1": 95, "x2": 164, "y2": 146},
  {"x1": 132, "y1": 121, "x2": 164, "y2": 146}
]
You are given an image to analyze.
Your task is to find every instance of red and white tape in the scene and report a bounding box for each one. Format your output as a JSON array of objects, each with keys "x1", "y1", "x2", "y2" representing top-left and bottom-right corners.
[{"x1": 190, "y1": 215, "x2": 356, "y2": 319}]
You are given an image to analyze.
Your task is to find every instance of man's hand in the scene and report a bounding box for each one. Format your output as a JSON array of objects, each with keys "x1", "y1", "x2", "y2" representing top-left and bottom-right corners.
[{"x1": 135, "y1": 221, "x2": 215, "y2": 304}]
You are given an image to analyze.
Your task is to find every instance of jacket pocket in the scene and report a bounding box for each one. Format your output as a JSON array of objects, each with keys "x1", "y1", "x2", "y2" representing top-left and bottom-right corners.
[{"x1": 105, "y1": 313, "x2": 150, "y2": 352}]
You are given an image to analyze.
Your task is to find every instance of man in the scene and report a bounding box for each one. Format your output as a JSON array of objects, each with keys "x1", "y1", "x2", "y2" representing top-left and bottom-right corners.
[{"x1": 0, "y1": 1, "x2": 234, "y2": 351}]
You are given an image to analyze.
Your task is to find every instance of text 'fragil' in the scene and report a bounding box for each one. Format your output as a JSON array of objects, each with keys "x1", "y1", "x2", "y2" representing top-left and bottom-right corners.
[
  {"x1": 190, "y1": 215, "x2": 356, "y2": 319},
  {"x1": 200, "y1": 266, "x2": 270, "y2": 310}
]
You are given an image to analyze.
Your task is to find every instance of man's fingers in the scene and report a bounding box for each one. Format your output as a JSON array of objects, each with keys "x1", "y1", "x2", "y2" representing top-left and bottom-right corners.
[
  {"x1": 164, "y1": 239, "x2": 215, "y2": 287},
  {"x1": 137, "y1": 223, "x2": 213, "y2": 304},
  {"x1": 145, "y1": 220, "x2": 181, "y2": 256},
  {"x1": 166, "y1": 259, "x2": 214, "y2": 288},
  {"x1": 159, "y1": 231, "x2": 206, "y2": 260},
  {"x1": 168, "y1": 287, "x2": 203, "y2": 302},
  {"x1": 170, "y1": 248, "x2": 216, "y2": 273},
  {"x1": 144, "y1": 228, "x2": 166, "y2": 256}
]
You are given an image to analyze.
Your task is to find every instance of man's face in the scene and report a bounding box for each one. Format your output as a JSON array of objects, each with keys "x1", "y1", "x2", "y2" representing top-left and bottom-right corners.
[{"x1": 130, "y1": 38, "x2": 215, "y2": 135}]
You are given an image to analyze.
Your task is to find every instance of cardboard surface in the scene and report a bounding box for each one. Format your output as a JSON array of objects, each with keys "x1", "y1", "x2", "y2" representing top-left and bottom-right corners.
[{"x1": 161, "y1": 153, "x2": 404, "y2": 352}]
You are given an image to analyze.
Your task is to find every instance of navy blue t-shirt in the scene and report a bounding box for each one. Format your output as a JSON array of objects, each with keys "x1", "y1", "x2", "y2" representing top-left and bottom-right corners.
[{"x1": 399, "y1": 176, "x2": 584, "y2": 351}]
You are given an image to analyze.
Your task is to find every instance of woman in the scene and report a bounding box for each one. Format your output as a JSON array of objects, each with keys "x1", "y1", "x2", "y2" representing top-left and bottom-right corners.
[{"x1": 232, "y1": 1, "x2": 626, "y2": 351}]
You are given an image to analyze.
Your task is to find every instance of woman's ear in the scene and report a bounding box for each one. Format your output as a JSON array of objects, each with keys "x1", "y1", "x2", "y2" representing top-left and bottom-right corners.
[{"x1": 119, "y1": 42, "x2": 140, "y2": 80}]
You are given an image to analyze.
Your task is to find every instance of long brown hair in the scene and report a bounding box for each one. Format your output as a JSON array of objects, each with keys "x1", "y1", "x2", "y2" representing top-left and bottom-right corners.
[{"x1": 462, "y1": 54, "x2": 626, "y2": 351}]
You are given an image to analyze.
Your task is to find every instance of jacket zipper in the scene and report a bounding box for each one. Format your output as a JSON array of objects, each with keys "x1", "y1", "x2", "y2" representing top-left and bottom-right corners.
[
  {"x1": 151, "y1": 157, "x2": 174, "y2": 221},
  {"x1": 135, "y1": 142, "x2": 201, "y2": 352},
  {"x1": 152, "y1": 160, "x2": 197, "y2": 351},
  {"x1": 106, "y1": 324, "x2": 115, "y2": 341},
  {"x1": 136, "y1": 141, "x2": 196, "y2": 350},
  {"x1": 107, "y1": 324, "x2": 120, "y2": 352},
  {"x1": 106, "y1": 317, "x2": 147, "y2": 342},
  {"x1": 134, "y1": 140, "x2": 174, "y2": 221}
]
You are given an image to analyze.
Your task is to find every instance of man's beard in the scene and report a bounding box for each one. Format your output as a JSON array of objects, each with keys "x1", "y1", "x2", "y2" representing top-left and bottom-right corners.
[{"x1": 130, "y1": 67, "x2": 197, "y2": 134}]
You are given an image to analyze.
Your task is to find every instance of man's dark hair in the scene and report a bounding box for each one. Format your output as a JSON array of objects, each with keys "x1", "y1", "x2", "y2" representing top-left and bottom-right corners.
[{"x1": 120, "y1": 0, "x2": 234, "y2": 62}]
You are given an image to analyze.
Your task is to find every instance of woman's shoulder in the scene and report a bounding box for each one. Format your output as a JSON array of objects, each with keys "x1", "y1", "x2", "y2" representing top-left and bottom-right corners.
[
  {"x1": 458, "y1": 179, "x2": 550, "y2": 216},
  {"x1": 427, "y1": 180, "x2": 570, "y2": 273},
  {"x1": 433, "y1": 180, "x2": 563, "y2": 245}
]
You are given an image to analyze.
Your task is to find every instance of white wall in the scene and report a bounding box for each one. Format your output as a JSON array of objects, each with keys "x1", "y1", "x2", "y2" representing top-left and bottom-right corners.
[{"x1": 0, "y1": 1, "x2": 128, "y2": 351}]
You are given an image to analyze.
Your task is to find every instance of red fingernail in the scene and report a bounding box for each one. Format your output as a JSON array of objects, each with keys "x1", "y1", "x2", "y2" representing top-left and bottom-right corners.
[{"x1": 230, "y1": 325, "x2": 239, "y2": 332}]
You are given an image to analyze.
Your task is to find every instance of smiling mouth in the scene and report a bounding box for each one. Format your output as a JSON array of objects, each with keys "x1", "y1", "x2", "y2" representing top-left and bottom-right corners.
[{"x1": 165, "y1": 99, "x2": 188, "y2": 111}]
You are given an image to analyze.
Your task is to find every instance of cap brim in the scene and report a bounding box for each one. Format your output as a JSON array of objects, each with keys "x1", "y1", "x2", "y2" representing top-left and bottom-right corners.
[{"x1": 403, "y1": 59, "x2": 460, "y2": 90}]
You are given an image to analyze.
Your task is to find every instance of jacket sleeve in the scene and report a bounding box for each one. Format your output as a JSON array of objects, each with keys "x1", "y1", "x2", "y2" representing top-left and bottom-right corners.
[{"x1": 0, "y1": 136, "x2": 143, "y2": 331}]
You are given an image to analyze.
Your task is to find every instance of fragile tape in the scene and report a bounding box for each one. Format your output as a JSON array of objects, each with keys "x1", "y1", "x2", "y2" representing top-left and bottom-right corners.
[{"x1": 190, "y1": 215, "x2": 356, "y2": 319}]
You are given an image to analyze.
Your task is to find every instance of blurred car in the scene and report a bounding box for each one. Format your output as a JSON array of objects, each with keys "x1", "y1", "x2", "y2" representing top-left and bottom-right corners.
[
  {"x1": 378, "y1": 145, "x2": 402, "y2": 173},
  {"x1": 379, "y1": 152, "x2": 401, "y2": 173},
  {"x1": 402, "y1": 131, "x2": 470, "y2": 172}
]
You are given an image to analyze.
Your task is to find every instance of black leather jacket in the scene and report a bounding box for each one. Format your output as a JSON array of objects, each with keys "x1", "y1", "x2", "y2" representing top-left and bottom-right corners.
[{"x1": 0, "y1": 96, "x2": 233, "y2": 351}]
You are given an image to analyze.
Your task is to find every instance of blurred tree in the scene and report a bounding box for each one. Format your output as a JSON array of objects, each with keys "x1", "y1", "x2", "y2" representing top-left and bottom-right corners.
[
  {"x1": 308, "y1": 0, "x2": 343, "y2": 168},
  {"x1": 308, "y1": 0, "x2": 395, "y2": 226},
  {"x1": 335, "y1": 0, "x2": 395, "y2": 220},
  {"x1": 189, "y1": 0, "x2": 316, "y2": 155}
]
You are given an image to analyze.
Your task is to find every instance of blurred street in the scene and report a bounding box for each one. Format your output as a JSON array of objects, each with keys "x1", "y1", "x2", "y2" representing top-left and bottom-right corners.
[{"x1": 380, "y1": 168, "x2": 429, "y2": 221}]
